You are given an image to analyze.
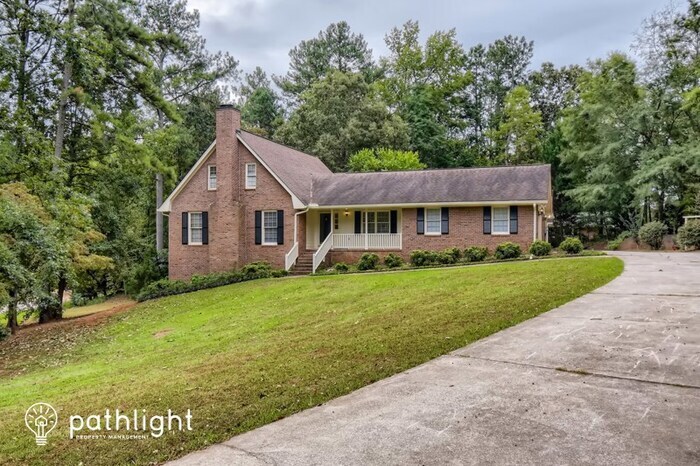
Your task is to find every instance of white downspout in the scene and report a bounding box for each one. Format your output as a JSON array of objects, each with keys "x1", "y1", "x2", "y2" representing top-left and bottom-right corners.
[
  {"x1": 294, "y1": 208, "x2": 309, "y2": 247},
  {"x1": 533, "y1": 203, "x2": 537, "y2": 242}
]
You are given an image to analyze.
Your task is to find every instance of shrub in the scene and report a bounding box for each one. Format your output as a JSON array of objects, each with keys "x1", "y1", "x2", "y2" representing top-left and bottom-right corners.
[
  {"x1": 136, "y1": 262, "x2": 285, "y2": 301},
  {"x1": 494, "y1": 242, "x2": 522, "y2": 260},
  {"x1": 442, "y1": 247, "x2": 462, "y2": 263},
  {"x1": 384, "y1": 253, "x2": 404, "y2": 268},
  {"x1": 677, "y1": 220, "x2": 700, "y2": 250},
  {"x1": 409, "y1": 249, "x2": 430, "y2": 266},
  {"x1": 357, "y1": 253, "x2": 380, "y2": 271},
  {"x1": 528, "y1": 240, "x2": 552, "y2": 257},
  {"x1": 334, "y1": 262, "x2": 350, "y2": 272},
  {"x1": 0, "y1": 326, "x2": 10, "y2": 341},
  {"x1": 559, "y1": 237, "x2": 583, "y2": 254},
  {"x1": 607, "y1": 231, "x2": 634, "y2": 251},
  {"x1": 638, "y1": 221, "x2": 667, "y2": 250},
  {"x1": 464, "y1": 246, "x2": 489, "y2": 262}
]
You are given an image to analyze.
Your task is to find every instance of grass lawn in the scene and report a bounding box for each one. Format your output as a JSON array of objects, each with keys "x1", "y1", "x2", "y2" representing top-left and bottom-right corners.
[{"x1": 0, "y1": 257, "x2": 623, "y2": 465}]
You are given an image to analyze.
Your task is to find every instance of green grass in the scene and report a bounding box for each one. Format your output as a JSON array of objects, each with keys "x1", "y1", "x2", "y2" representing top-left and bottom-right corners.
[{"x1": 0, "y1": 257, "x2": 623, "y2": 465}]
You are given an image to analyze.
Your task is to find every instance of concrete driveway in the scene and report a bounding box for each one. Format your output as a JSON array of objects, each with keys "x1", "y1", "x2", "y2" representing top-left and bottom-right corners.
[{"x1": 171, "y1": 252, "x2": 700, "y2": 465}]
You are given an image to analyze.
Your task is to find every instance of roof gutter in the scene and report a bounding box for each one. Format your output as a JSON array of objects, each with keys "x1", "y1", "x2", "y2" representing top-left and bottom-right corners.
[{"x1": 306, "y1": 200, "x2": 549, "y2": 210}]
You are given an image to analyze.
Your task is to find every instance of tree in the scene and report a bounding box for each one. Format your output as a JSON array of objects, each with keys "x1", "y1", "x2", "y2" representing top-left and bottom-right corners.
[
  {"x1": 379, "y1": 21, "x2": 470, "y2": 167},
  {"x1": 348, "y1": 148, "x2": 425, "y2": 172},
  {"x1": 276, "y1": 71, "x2": 408, "y2": 171},
  {"x1": 239, "y1": 66, "x2": 271, "y2": 100},
  {"x1": 241, "y1": 87, "x2": 282, "y2": 136},
  {"x1": 487, "y1": 86, "x2": 543, "y2": 165},
  {"x1": 274, "y1": 21, "x2": 375, "y2": 100}
]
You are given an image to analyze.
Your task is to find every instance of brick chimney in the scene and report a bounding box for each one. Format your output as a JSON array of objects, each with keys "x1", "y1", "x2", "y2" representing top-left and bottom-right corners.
[{"x1": 210, "y1": 104, "x2": 241, "y2": 272}]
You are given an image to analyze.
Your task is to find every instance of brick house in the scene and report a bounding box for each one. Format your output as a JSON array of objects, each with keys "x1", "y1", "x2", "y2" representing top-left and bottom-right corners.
[{"x1": 159, "y1": 105, "x2": 553, "y2": 279}]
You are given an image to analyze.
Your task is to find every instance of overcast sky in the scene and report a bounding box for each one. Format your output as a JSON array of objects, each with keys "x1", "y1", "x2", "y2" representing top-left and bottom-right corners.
[{"x1": 188, "y1": 0, "x2": 667, "y2": 78}]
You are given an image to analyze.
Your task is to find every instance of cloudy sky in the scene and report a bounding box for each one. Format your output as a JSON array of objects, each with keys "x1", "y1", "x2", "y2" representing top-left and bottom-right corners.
[{"x1": 188, "y1": 0, "x2": 667, "y2": 78}]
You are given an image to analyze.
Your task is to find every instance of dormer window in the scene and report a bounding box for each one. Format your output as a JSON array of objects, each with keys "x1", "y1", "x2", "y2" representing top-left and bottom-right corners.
[
  {"x1": 208, "y1": 165, "x2": 217, "y2": 190},
  {"x1": 245, "y1": 163, "x2": 257, "y2": 189}
]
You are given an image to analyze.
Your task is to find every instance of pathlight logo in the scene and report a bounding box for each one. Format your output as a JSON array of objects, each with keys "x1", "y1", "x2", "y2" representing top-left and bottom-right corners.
[{"x1": 25, "y1": 403, "x2": 58, "y2": 446}]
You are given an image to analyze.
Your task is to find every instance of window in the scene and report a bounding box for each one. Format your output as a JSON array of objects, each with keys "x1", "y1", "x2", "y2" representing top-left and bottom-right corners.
[
  {"x1": 263, "y1": 210, "x2": 278, "y2": 244},
  {"x1": 361, "y1": 211, "x2": 390, "y2": 233},
  {"x1": 208, "y1": 165, "x2": 217, "y2": 190},
  {"x1": 426, "y1": 208, "x2": 442, "y2": 235},
  {"x1": 492, "y1": 207, "x2": 509, "y2": 234},
  {"x1": 189, "y1": 212, "x2": 203, "y2": 244},
  {"x1": 245, "y1": 163, "x2": 256, "y2": 189}
]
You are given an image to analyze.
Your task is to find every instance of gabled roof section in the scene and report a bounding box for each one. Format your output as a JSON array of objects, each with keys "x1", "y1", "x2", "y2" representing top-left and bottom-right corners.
[
  {"x1": 237, "y1": 130, "x2": 332, "y2": 204},
  {"x1": 158, "y1": 141, "x2": 216, "y2": 213},
  {"x1": 310, "y1": 164, "x2": 552, "y2": 207}
]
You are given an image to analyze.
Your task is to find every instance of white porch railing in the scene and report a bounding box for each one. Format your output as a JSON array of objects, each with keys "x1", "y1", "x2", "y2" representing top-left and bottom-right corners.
[
  {"x1": 284, "y1": 242, "x2": 299, "y2": 271},
  {"x1": 332, "y1": 233, "x2": 402, "y2": 250},
  {"x1": 312, "y1": 233, "x2": 334, "y2": 273}
]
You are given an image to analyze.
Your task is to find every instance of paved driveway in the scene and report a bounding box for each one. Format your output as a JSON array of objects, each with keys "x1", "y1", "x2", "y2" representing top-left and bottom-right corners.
[{"x1": 171, "y1": 252, "x2": 700, "y2": 465}]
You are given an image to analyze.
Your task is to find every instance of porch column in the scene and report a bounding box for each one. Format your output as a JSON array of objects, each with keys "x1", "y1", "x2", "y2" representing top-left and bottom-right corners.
[
  {"x1": 364, "y1": 210, "x2": 368, "y2": 250},
  {"x1": 532, "y1": 203, "x2": 537, "y2": 241}
]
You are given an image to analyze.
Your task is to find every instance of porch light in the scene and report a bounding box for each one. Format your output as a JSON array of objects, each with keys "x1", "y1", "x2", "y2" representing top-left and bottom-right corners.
[{"x1": 344, "y1": 209, "x2": 350, "y2": 217}]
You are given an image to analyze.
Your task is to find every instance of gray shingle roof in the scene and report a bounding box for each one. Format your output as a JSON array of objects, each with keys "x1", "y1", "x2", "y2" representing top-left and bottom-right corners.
[
  {"x1": 238, "y1": 130, "x2": 333, "y2": 204},
  {"x1": 311, "y1": 165, "x2": 551, "y2": 206}
]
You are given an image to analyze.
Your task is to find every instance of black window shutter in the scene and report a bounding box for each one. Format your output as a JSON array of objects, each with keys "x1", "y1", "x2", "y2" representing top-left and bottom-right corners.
[
  {"x1": 483, "y1": 207, "x2": 491, "y2": 234},
  {"x1": 510, "y1": 206, "x2": 518, "y2": 234},
  {"x1": 277, "y1": 210, "x2": 284, "y2": 244},
  {"x1": 354, "y1": 211, "x2": 362, "y2": 234},
  {"x1": 181, "y1": 212, "x2": 188, "y2": 244},
  {"x1": 416, "y1": 208, "x2": 425, "y2": 234},
  {"x1": 390, "y1": 210, "x2": 398, "y2": 234},
  {"x1": 441, "y1": 207, "x2": 449, "y2": 234},
  {"x1": 254, "y1": 210, "x2": 262, "y2": 245},
  {"x1": 202, "y1": 212, "x2": 209, "y2": 245}
]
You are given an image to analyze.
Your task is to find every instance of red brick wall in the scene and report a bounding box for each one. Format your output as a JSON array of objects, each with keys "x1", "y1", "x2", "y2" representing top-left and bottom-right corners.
[
  {"x1": 327, "y1": 206, "x2": 536, "y2": 265},
  {"x1": 169, "y1": 107, "x2": 295, "y2": 279},
  {"x1": 238, "y1": 146, "x2": 295, "y2": 269}
]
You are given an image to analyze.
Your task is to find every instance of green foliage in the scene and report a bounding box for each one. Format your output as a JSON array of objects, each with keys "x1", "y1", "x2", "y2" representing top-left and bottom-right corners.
[
  {"x1": 275, "y1": 21, "x2": 376, "y2": 98},
  {"x1": 383, "y1": 253, "x2": 404, "y2": 268},
  {"x1": 559, "y1": 237, "x2": 584, "y2": 254},
  {"x1": 136, "y1": 262, "x2": 285, "y2": 301},
  {"x1": 348, "y1": 148, "x2": 425, "y2": 172},
  {"x1": 442, "y1": 247, "x2": 462, "y2": 263},
  {"x1": 333, "y1": 262, "x2": 350, "y2": 272},
  {"x1": 241, "y1": 87, "x2": 282, "y2": 136},
  {"x1": 638, "y1": 221, "x2": 667, "y2": 250},
  {"x1": 487, "y1": 86, "x2": 543, "y2": 165},
  {"x1": 0, "y1": 325, "x2": 9, "y2": 341},
  {"x1": 409, "y1": 250, "x2": 431, "y2": 266},
  {"x1": 677, "y1": 220, "x2": 700, "y2": 249},
  {"x1": 464, "y1": 246, "x2": 489, "y2": 262},
  {"x1": 357, "y1": 253, "x2": 380, "y2": 271},
  {"x1": 276, "y1": 71, "x2": 409, "y2": 170},
  {"x1": 494, "y1": 242, "x2": 522, "y2": 259},
  {"x1": 528, "y1": 240, "x2": 552, "y2": 257},
  {"x1": 607, "y1": 231, "x2": 635, "y2": 250}
]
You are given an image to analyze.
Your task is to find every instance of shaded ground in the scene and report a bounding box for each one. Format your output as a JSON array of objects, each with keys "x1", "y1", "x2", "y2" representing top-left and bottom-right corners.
[
  {"x1": 170, "y1": 252, "x2": 700, "y2": 466},
  {"x1": 0, "y1": 296, "x2": 135, "y2": 377}
]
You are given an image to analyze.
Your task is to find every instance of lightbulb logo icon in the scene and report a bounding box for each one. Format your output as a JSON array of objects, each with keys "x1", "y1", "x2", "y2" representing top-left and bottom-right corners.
[{"x1": 25, "y1": 403, "x2": 58, "y2": 446}]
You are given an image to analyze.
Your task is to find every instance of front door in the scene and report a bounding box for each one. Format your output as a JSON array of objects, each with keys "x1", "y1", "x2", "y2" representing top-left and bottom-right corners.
[{"x1": 320, "y1": 213, "x2": 332, "y2": 243}]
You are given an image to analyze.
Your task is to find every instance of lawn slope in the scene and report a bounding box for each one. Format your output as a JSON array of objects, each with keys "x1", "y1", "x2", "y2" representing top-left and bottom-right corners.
[{"x1": 0, "y1": 257, "x2": 623, "y2": 465}]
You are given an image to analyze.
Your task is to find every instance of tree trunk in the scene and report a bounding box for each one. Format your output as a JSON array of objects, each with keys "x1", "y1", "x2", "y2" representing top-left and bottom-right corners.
[
  {"x1": 156, "y1": 172, "x2": 164, "y2": 251},
  {"x1": 53, "y1": 0, "x2": 75, "y2": 170},
  {"x1": 7, "y1": 290, "x2": 18, "y2": 335}
]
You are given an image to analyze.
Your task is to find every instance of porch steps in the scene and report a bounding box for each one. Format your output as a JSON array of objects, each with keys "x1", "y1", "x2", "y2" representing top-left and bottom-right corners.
[{"x1": 291, "y1": 252, "x2": 314, "y2": 275}]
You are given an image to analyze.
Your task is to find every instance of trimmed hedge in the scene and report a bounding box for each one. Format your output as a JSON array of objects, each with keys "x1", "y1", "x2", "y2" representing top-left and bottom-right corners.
[
  {"x1": 357, "y1": 253, "x2": 380, "y2": 271},
  {"x1": 136, "y1": 262, "x2": 286, "y2": 301},
  {"x1": 494, "y1": 242, "x2": 522, "y2": 260},
  {"x1": 559, "y1": 237, "x2": 583, "y2": 254},
  {"x1": 638, "y1": 221, "x2": 666, "y2": 250},
  {"x1": 529, "y1": 240, "x2": 552, "y2": 257},
  {"x1": 677, "y1": 220, "x2": 700, "y2": 250},
  {"x1": 334, "y1": 262, "x2": 350, "y2": 272},
  {"x1": 464, "y1": 246, "x2": 489, "y2": 262},
  {"x1": 384, "y1": 253, "x2": 404, "y2": 268}
]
